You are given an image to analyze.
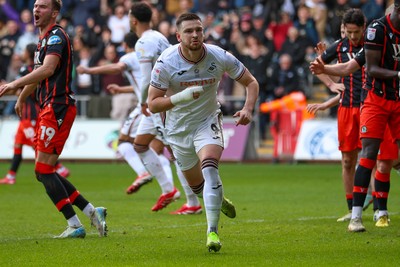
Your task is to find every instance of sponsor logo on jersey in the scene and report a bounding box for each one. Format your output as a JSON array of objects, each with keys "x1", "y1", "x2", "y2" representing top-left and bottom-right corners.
[
  {"x1": 392, "y1": 44, "x2": 400, "y2": 61},
  {"x1": 150, "y1": 81, "x2": 162, "y2": 88},
  {"x1": 180, "y1": 78, "x2": 216, "y2": 87},
  {"x1": 367, "y1": 28, "x2": 376, "y2": 41},
  {"x1": 34, "y1": 51, "x2": 41, "y2": 65},
  {"x1": 153, "y1": 68, "x2": 160, "y2": 81},
  {"x1": 48, "y1": 35, "x2": 62, "y2": 45}
]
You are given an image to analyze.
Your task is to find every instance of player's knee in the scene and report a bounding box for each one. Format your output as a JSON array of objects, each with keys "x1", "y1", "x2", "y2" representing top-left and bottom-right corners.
[
  {"x1": 34, "y1": 162, "x2": 55, "y2": 182},
  {"x1": 134, "y1": 143, "x2": 149, "y2": 153},
  {"x1": 342, "y1": 158, "x2": 354, "y2": 170},
  {"x1": 201, "y1": 158, "x2": 219, "y2": 170}
]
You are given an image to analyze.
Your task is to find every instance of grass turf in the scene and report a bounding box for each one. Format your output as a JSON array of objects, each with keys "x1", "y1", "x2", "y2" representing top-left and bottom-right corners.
[{"x1": 0, "y1": 162, "x2": 399, "y2": 266}]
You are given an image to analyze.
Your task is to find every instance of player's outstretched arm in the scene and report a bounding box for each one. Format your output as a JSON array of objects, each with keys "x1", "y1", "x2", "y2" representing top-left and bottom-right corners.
[
  {"x1": 148, "y1": 85, "x2": 204, "y2": 113},
  {"x1": 233, "y1": 69, "x2": 259, "y2": 126},
  {"x1": 0, "y1": 55, "x2": 58, "y2": 97},
  {"x1": 306, "y1": 94, "x2": 340, "y2": 115},
  {"x1": 76, "y1": 62, "x2": 126, "y2": 75},
  {"x1": 107, "y1": 84, "x2": 134, "y2": 94}
]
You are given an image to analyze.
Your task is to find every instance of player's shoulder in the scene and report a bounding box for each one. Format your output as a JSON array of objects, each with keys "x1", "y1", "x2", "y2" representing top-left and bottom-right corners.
[
  {"x1": 205, "y1": 43, "x2": 227, "y2": 54},
  {"x1": 121, "y1": 51, "x2": 138, "y2": 61},
  {"x1": 139, "y1": 30, "x2": 168, "y2": 44},
  {"x1": 47, "y1": 25, "x2": 68, "y2": 45},
  {"x1": 367, "y1": 16, "x2": 386, "y2": 30},
  {"x1": 158, "y1": 44, "x2": 179, "y2": 59}
]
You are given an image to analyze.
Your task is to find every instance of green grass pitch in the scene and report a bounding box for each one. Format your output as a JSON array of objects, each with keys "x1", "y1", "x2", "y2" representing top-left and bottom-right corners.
[{"x1": 1, "y1": 162, "x2": 399, "y2": 266}]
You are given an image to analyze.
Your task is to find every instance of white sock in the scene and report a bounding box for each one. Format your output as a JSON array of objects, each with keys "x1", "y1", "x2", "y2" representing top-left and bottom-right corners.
[
  {"x1": 118, "y1": 142, "x2": 148, "y2": 175},
  {"x1": 158, "y1": 153, "x2": 174, "y2": 186},
  {"x1": 67, "y1": 215, "x2": 82, "y2": 228},
  {"x1": 175, "y1": 161, "x2": 200, "y2": 207},
  {"x1": 139, "y1": 148, "x2": 173, "y2": 194},
  {"x1": 351, "y1": 206, "x2": 363, "y2": 219},
  {"x1": 378, "y1": 210, "x2": 388, "y2": 217},
  {"x1": 202, "y1": 166, "x2": 223, "y2": 233},
  {"x1": 6, "y1": 173, "x2": 16, "y2": 180},
  {"x1": 82, "y1": 203, "x2": 95, "y2": 218}
]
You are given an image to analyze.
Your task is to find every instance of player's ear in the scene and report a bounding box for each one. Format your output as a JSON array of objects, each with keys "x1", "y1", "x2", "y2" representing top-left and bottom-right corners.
[{"x1": 176, "y1": 32, "x2": 181, "y2": 42}]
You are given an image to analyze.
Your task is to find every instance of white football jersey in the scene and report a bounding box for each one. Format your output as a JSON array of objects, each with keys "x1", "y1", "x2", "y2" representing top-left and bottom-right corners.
[
  {"x1": 135, "y1": 29, "x2": 170, "y2": 67},
  {"x1": 150, "y1": 44, "x2": 246, "y2": 135},
  {"x1": 120, "y1": 51, "x2": 142, "y2": 106}
]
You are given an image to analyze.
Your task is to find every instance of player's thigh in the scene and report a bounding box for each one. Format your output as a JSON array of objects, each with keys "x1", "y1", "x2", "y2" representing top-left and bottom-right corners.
[
  {"x1": 169, "y1": 134, "x2": 199, "y2": 172},
  {"x1": 36, "y1": 105, "x2": 76, "y2": 155},
  {"x1": 120, "y1": 108, "x2": 142, "y2": 139}
]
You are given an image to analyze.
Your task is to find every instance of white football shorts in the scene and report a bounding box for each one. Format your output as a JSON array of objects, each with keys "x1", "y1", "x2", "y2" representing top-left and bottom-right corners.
[{"x1": 167, "y1": 111, "x2": 224, "y2": 171}]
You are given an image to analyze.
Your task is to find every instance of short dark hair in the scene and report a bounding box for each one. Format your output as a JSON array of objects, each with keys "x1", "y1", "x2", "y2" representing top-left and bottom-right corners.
[
  {"x1": 52, "y1": 0, "x2": 62, "y2": 12},
  {"x1": 342, "y1": 8, "x2": 366, "y2": 27},
  {"x1": 26, "y1": 43, "x2": 37, "y2": 60},
  {"x1": 124, "y1": 32, "x2": 138, "y2": 49},
  {"x1": 130, "y1": 2, "x2": 152, "y2": 23},
  {"x1": 176, "y1": 13, "x2": 202, "y2": 29}
]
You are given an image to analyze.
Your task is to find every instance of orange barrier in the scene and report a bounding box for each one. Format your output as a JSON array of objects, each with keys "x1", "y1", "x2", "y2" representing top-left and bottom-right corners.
[
  {"x1": 261, "y1": 92, "x2": 313, "y2": 160},
  {"x1": 260, "y1": 92, "x2": 306, "y2": 113}
]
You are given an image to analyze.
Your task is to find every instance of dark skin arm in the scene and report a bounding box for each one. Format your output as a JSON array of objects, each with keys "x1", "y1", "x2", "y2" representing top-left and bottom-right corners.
[{"x1": 365, "y1": 49, "x2": 399, "y2": 79}]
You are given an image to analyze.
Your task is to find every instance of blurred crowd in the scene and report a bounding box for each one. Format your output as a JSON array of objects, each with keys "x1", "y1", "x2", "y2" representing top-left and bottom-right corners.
[{"x1": 0, "y1": 0, "x2": 387, "y2": 140}]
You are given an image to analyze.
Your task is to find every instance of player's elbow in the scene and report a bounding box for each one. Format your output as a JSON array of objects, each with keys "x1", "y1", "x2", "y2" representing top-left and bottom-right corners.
[
  {"x1": 148, "y1": 101, "x2": 159, "y2": 113},
  {"x1": 41, "y1": 65, "x2": 56, "y2": 78}
]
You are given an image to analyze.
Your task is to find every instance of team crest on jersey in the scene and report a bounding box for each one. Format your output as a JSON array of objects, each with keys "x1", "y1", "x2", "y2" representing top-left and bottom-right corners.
[
  {"x1": 361, "y1": 126, "x2": 367, "y2": 133},
  {"x1": 367, "y1": 28, "x2": 376, "y2": 41},
  {"x1": 207, "y1": 62, "x2": 217, "y2": 73},
  {"x1": 136, "y1": 48, "x2": 145, "y2": 59},
  {"x1": 48, "y1": 35, "x2": 62, "y2": 45}
]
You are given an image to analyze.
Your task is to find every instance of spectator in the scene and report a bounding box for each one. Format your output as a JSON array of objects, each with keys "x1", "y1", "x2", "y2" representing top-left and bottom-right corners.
[
  {"x1": 97, "y1": 44, "x2": 130, "y2": 121},
  {"x1": 14, "y1": 23, "x2": 38, "y2": 59},
  {"x1": 267, "y1": 10, "x2": 293, "y2": 52},
  {"x1": 158, "y1": 20, "x2": 178, "y2": 44},
  {"x1": 205, "y1": 20, "x2": 230, "y2": 50},
  {"x1": 280, "y1": 26, "x2": 312, "y2": 70},
  {"x1": 238, "y1": 33, "x2": 274, "y2": 140},
  {"x1": 305, "y1": 0, "x2": 328, "y2": 41},
  {"x1": 268, "y1": 53, "x2": 301, "y2": 100},
  {"x1": 63, "y1": 0, "x2": 101, "y2": 27},
  {"x1": 267, "y1": 53, "x2": 302, "y2": 163},
  {"x1": 362, "y1": 0, "x2": 385, "y2": 25},
  {"x1": 326, "y1": 0, "x2": 351, "y2": 41},
  {"x1": 0, "y1": 19, "x2": 20, "y2": 80},
  {"x1": 107, "y1": 4, "x2": 130, "y2": 51},
  {"x1": 18, "y1": 8, "x2": 34, "y2": 33},
  {"x1": 11, "y1": 0, "x2": 34, "y2": 12},
  {"x1": 293, "y1": 4, "x2": 319, "y2": 46},
  {"x1": 238, "y1": 12, "x2": 254, "y2": 37}
]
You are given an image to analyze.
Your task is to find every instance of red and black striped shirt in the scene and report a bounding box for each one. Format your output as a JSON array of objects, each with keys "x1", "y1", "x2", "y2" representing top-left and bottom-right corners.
[
  {"x1": 321, "y1": 37, "x2": 364, "y2": 107},
  {"x1": 19, "y1": 64, "x2": 39, "y2": 120},
  {"x1": 364, "y1": 14, "x2": 400, "y2": 100},
  {"x1": 35, "y1": 24, "x2": 75, "y2": 108}
]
